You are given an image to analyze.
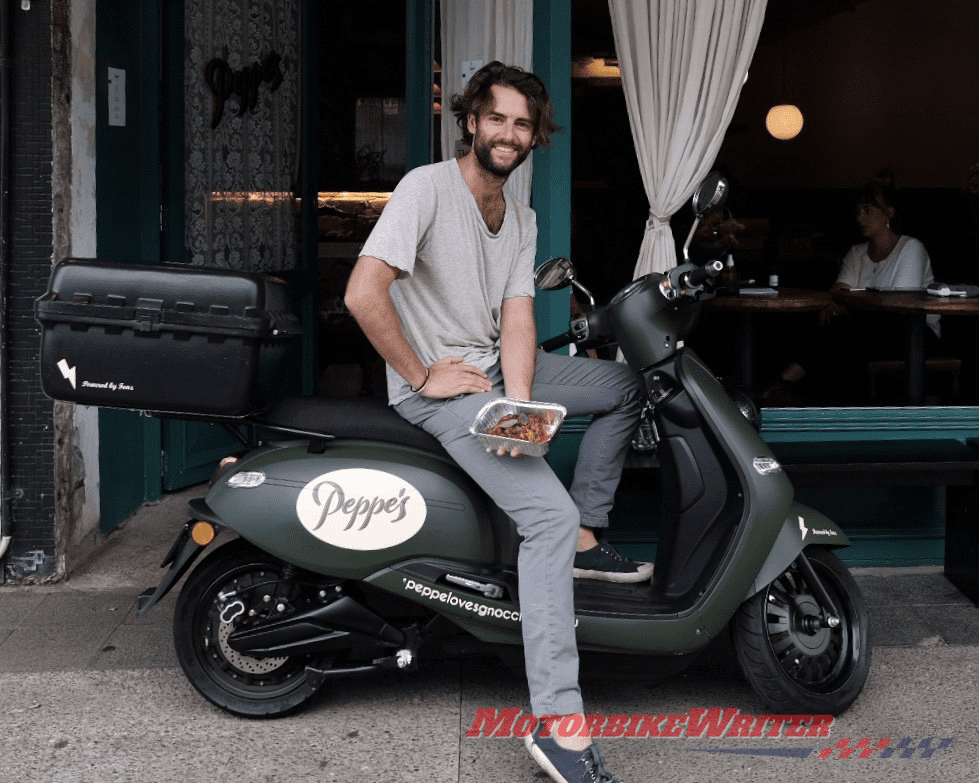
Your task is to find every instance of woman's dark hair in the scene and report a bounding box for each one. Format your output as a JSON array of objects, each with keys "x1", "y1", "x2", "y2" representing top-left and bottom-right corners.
[
  {"x1": 450, "y1": 61, "x2": 562, "y2": 149},
  {"x1": 854, "y1": 170, "x2": 902, "y2": 231}
]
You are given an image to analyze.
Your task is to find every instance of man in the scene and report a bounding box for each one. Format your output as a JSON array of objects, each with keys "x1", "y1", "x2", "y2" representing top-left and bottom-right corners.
[{"x1": 345, "y1": 61, "x2": 641, "y2": 783}]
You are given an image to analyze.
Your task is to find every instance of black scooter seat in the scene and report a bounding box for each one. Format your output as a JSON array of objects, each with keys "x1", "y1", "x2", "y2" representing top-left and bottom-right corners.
[{"x1": 259, "y1": 396, "x2": 449, "y2": 458}]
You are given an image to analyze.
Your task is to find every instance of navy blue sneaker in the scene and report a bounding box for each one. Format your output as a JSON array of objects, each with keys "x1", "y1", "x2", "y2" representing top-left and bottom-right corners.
[
  {"x1": 525, "y1": 726, "x2": 620, "y2": 783},
  {"x1": 573, "y1": 541, "x2": 653, "y2": 583}
]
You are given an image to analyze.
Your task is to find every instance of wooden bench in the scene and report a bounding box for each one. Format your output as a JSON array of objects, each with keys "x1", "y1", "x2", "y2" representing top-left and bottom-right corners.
[{"x1": 767, "y1": 438, "x2": 979, "y2": 605}]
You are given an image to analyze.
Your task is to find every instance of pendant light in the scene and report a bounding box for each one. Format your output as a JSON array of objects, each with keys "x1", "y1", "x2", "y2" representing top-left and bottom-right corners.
[
  {"x1": 766, "y1": 35, "x2": 803, "y2": 140},
  {"x1": 766, "y1": 104, "x2": 804, "y2": 140}
]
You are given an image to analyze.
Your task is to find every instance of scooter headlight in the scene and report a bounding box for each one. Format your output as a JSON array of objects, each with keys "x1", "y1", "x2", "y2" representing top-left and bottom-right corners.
[
  {"x1": 227, "y1": 470, "x2": 267, "y2": 488},
  {"x1": 752, "y1": 456, "x2": 782, "y2": 475}
]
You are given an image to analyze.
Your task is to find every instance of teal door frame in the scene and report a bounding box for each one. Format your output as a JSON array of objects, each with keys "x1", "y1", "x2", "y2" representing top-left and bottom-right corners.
[
  {"x1": 95, "y1": 0, "x2": 164, "y2": 531},
  {"x1": 532, "y1": 0, "x2": 573, "y2": 340},
  {"x1": 405, "y1": 0, "x2": 434, "y2": 172}
]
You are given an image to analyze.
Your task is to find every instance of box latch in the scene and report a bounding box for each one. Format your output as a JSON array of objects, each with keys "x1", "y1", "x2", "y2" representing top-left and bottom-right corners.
[{"x1": 134, "y1": 297, "x2": 164, "y2": 332}]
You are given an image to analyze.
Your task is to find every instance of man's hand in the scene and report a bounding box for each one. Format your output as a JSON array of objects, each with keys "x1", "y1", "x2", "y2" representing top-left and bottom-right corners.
[
  {"x1": 422, "y1": 356, "x2": 492, "y2": 398},
  {"x1": 422, "y1": 358, "x2": 520, "y2": 457}
]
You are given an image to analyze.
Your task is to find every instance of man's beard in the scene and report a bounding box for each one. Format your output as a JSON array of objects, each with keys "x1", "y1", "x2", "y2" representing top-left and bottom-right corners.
[{"x1": 472, "y1": 134, "x2": 531, "y2": 178}]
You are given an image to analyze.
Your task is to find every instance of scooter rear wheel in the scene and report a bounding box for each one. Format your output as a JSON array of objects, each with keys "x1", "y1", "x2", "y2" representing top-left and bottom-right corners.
[
  {"x1": 173, "y1": 539, "x2": 327, "y2": 718},
  {"x1": 732, "y1": 546, "x2": 871, "y2": 715}
]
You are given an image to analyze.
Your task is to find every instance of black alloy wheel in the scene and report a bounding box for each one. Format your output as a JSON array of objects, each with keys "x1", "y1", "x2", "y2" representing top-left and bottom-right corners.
[
  {"x1": 732, "y1": 546, "x2": 872, "y2": 715},
  {"x1": 173, "y1": 538, "x2": 329, "y2": 718}
]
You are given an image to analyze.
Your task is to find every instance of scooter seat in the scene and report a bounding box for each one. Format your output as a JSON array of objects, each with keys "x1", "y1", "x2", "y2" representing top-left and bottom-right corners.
[{"x1": 259, "y1": 396, "x2": 449, "y2": 458}]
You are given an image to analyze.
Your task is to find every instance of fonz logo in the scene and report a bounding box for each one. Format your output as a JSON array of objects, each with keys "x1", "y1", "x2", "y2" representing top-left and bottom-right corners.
[{"x1": 296, "y1": 469, "x2": 427, "y2": 551}]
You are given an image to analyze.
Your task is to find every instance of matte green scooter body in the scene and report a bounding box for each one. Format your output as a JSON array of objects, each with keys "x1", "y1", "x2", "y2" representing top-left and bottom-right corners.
[
  {"x1": 206, "y1": 439, "x2": 510, "y2": 580},
  {"x1": 201, "y1": 346, "x2": 847, "y2": 654}
]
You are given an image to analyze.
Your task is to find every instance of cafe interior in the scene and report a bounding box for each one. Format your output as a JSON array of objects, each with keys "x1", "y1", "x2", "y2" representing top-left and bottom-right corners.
[
  {"x1": 569, "y1": 0, "x2": 979, "y2": 409},
  {"x1": 316, "y1": 0, "x2": 979, "y2": 410}
]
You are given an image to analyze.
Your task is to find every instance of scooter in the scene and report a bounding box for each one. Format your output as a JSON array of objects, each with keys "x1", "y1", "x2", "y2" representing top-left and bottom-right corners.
[{"x1": 135, "y1": 173, "x2": 871, "y2": 719}]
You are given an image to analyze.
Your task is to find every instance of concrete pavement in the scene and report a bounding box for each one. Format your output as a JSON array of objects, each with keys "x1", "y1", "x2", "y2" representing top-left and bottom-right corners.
[{"x1": 2, "y1": 484, "x2": 978, "y2": 782}]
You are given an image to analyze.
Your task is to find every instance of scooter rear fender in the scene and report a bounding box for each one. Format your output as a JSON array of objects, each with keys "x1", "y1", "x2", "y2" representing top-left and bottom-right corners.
[
  {"x1": 136, "y1": 498, "x2": 223, "y2": 615},
  {"x1": 742, "y1": 501, "x2": 850, "y2": 601}
]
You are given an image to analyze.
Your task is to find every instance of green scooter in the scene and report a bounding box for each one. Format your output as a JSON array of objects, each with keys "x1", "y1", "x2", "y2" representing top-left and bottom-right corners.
[{"x1": 135, "y1": 173, "x2": 871, "y2": 720}]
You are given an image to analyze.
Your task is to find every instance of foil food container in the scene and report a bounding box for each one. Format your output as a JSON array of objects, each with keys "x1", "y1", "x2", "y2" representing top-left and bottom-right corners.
[{"x1": 470, "y1": 398, "x2": 567, "y2": 457}]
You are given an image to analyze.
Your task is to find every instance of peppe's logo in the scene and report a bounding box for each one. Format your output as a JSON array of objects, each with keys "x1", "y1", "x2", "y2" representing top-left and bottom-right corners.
[{"x1": 296, "y1": 469, "x2": 427, "y2": 551}]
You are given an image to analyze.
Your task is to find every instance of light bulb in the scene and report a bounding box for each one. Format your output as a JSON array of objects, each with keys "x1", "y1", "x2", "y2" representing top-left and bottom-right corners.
[{"x1": 766, "y1": 104, "x2": 804, "y2": 140}]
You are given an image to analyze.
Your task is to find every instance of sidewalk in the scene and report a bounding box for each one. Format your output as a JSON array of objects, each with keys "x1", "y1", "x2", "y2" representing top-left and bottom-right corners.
[{"x1": 1, "y1": 486, "x2": 978, "y2": 782}]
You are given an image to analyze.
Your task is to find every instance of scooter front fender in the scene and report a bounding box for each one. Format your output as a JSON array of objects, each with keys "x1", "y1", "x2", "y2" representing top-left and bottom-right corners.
[{"x1": 743, "y1": 502, "x2": 850, "y2": 601}]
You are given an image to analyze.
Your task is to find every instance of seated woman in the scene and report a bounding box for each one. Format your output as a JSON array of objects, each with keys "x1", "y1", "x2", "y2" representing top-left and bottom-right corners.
[{"x1": 764, "y1": 172, "x2": 940, "y2": 404}]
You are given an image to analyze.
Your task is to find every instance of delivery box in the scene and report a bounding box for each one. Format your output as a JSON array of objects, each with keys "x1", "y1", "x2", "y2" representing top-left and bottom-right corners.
[{"x1": 35, "y1": 259, "x2": 302, "y2": 417}]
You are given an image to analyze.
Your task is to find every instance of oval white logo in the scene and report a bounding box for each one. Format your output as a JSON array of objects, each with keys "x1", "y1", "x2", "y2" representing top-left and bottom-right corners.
[{"x1": 296, "y1": 469, "x2": 427, "y2": 551}]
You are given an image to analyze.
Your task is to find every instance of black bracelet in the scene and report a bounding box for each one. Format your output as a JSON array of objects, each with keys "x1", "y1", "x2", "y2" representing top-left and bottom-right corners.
[{"x1": 410, "y1": 367, "x2": 430, "y2": 394}]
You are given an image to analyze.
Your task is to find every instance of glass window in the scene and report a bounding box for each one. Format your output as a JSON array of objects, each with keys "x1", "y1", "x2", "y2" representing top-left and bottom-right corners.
[{"x1": 570, "y1": 0, "x2": 979, "y2": 409}]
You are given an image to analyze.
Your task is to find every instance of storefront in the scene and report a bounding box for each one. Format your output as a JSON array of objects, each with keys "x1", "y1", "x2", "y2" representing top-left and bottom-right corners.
[{"x1": 3, "y1": 0, "x2": 978, "y2": 581}]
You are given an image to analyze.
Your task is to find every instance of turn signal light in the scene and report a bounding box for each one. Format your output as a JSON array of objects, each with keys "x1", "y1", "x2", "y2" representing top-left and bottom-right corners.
[{"x1": 190, "y1": 521, "x2": 217, "y2": 546}]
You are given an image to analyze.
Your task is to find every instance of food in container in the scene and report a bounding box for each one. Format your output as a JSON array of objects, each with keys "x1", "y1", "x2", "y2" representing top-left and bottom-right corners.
[{"x1": 470, "y1": 398, "x2": 567, "y2": 457}]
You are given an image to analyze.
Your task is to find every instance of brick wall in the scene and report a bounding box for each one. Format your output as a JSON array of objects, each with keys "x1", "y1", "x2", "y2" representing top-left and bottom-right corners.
[{"x1": 3, "y1": 0, "x2": 57, "y2": 581}]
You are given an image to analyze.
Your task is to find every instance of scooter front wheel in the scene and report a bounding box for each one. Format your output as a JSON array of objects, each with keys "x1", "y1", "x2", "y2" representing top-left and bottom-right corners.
[
  {"x1": 732, "y1": 546, "x2": 871, "y2": 715},
  {"x1": 173, "y1": 539, "x2": 327, "y2": 718}
]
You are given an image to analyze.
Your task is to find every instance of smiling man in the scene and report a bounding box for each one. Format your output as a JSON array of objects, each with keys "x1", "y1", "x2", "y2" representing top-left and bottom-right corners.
[{"x1": 345, "y1": 62, "x2": 642, "y2": 783}]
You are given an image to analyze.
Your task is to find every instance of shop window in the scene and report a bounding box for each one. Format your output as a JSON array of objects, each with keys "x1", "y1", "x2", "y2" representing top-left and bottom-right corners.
[
  {"x1": 314, "y1": 0, "x2": 413, "y2": 397},
  {"x1": 570, "y1": 0, "x2": 979, "y2": 409}
]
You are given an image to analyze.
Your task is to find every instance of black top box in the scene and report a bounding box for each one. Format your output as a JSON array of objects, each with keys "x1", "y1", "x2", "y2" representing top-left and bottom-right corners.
[{"x1": 35, "y1": 259, "x2": 302, "y2": 417}]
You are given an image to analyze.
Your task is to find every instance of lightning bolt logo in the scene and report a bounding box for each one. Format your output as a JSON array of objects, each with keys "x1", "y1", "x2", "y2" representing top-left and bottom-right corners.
[
  {"x1": 798, "y1": 515, "x2": 808, "y2": 540},
  {"x1": 57, "y1": 359, "x2": 77, "y2": 389}
]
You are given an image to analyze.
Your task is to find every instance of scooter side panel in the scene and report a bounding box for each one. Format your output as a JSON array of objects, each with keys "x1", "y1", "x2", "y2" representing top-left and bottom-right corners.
[
  {"x1": 651, "y1": 352, "x2": 795, "y2": 641},
  {"x1": 367, "y1": 565, "x2": 525, "y2": 647},
  {"x1": 206, "y1": 440, "x2": 507, "y2": 580}
]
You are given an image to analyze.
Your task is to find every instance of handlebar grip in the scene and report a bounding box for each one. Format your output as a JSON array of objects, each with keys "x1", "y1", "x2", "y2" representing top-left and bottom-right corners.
[
  {"x1": 684, "y1": 259, "x2": 725, "y2": 287},
  {"x1": 539, "y1": 332, "x2": 574, "y2": 352}
]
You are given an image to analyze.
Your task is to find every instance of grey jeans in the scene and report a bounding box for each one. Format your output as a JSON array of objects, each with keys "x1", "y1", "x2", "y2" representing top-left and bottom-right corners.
[{"x1": 395, "y1": 350, "x2": 642, "y2": 716}]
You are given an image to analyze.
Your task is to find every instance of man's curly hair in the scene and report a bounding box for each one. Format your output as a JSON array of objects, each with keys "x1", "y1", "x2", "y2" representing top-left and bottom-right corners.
[{"x1": 450, "y1": 61, "x2": 562, "y2": 150}]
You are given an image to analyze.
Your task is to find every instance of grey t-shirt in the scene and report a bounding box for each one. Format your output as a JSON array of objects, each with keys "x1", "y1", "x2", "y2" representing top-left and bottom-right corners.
[{"x1": 360, "y1": 160, "x2": 537, "y2": 404}]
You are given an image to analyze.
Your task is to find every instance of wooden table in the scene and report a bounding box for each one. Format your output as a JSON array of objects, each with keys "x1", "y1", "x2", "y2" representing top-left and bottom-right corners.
[
  {"x1": 706, "y1": 288, "x2": 831, "y2": 389},
  {"x1": 834, "y1": 289, "x2": 979, "y2": 404}
]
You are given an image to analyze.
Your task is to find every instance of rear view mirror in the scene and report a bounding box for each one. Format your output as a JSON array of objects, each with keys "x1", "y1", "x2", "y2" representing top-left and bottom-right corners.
[
  {"x1": 683, "y1": 171, "x2": 729, "y2": 260},
  {"x1": 534, "y1": 257, "x2": 576, "y2": 290},
  {"x1": 534, "y1": 256, "x2": 595, "y2": 308},
  {"x1": 691, "y1": 171, "x2": 728, "y2": 219}
]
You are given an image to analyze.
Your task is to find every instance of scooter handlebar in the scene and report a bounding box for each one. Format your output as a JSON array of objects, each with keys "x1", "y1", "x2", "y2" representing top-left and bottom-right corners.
[
  {"x1": 539, "y1": 332, "x2": 575, "y2": 352},
  {"x1": 682, "y1": 259, "x2": 724, "y2": 288}
]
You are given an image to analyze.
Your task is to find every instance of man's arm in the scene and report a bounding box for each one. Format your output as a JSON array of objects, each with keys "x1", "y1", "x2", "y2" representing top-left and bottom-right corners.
[
  {"x1": 345, "y1": 255, "x2": 427, "y2": 390},
  {"x1": 345, "y1": 255, "x2": 492, "y2": 398},
  {"x1": 500, "y1": 295, "x2": 537, "y2": 401}
]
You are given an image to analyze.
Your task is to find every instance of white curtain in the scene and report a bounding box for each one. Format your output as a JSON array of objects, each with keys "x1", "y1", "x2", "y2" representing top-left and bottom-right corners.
[
  {"x1": 608, "y1": 0, "x2": 767, "y2": 277},
  {"x1": 440, "y1": 0, "x2": 534, "y2": 204}
]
